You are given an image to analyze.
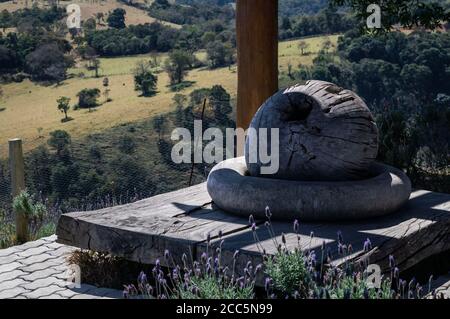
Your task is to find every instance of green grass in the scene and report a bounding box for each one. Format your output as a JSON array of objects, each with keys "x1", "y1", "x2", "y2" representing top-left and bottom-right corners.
[{"x1": 0, "y1": 34, "x2": 338, "y2": 157}]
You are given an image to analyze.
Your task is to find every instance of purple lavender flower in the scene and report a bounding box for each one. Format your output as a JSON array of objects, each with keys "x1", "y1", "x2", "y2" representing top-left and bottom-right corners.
[
  {"x1": 264, "y1": 277, "x2": 272, "y2": 292},
  {"x1": 293, "y1": 219, "x2": 300, "y2": 233},
  {"x1": 348, "y1": 244, "x2": 353, "y2": 255},
  {"x1": 389, "y1": 255, "x2": 395, "y2": 268},
  {"x1": 337, "y1": 230, "x2": 343, "y2": 244},
  {"x1": 393, "y1": 267, "x2": 399, "y2": 279},
  {"x1": 138, "y1": 271, "x2": 147, "y2": 285},
  {"x1": 251, "y1": 222, "x2": 256, "y2": 232},
  {"x1": 200, "y1": 252, "x2": 207, "y2": 263},
  {"x1": 172, "y1": 268, "x2": 179, "y2": 280},
  {"x1": 164, "y1": 249, "x2": 170, "y2": 261},
  {"x1": 363, "y1": 238, "x2": 372, "y2": 252},
  {"x1": 233, "y1": 250, "x2": 239, "y2": 260},
  {"x1": 265, "y1": 206, "x2": 272, "y2": 219},
  {"x1": 255, "y1": 264, "x2": 262, "y2": 274},
  {"x1": 338, "y1": 243, "x2": 344, "y2": 255}
]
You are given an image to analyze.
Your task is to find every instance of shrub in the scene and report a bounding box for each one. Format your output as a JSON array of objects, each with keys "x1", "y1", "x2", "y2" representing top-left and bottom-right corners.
[
  {"x1": 133, "y1": 61, "x2": 158, "y2": 96},
  {"x1": 124, "y1": 208, "x2": 444, "y2": 299},
  {"x1": 76, "y1": 88, "x2": 101, "y2": 110},
  {"x1": 124, "y1": 234, "x2": 257, "y2": 299},
  {"x1": 0, "y1": 208, "x2": 15, "y2": 249},
  {"x1": 11, "y1": 190, "x2": 52, "y2": 243}
]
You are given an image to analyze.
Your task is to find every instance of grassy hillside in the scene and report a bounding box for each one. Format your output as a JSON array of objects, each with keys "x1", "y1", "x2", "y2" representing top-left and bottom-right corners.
[
  {"x1": 0, "y1": 34, "x2": 338, "y2": 157},
  {"x1": 0, "y1": 0, "x2": 180, "y2": 28}
]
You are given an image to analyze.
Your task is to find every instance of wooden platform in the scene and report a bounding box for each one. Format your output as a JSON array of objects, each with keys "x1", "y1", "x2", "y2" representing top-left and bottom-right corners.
[{"x1": 57, "y1": 183, "x2": 450, "y2": 275}]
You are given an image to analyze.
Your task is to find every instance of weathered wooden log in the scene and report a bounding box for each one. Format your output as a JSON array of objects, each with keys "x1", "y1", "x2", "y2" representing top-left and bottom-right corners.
[
  {"x1": 245, "y1": 80, "x2": 379, "y2": 181},
  {"x1": 9, "y1": 138, "x2": 28, "y2": 243}
]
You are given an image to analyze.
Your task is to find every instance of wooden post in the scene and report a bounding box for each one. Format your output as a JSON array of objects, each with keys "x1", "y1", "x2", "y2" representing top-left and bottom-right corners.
[
  {"x1": 236, "y1": 0, "x2": 278, "y2": 149},
  {"x1": 9, "y1": 138, "x2": 28, "y2": 243}
]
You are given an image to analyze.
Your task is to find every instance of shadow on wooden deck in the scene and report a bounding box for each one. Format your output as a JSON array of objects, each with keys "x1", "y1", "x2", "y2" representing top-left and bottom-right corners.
[{"x1": 56, "y1": 183, "x2": 450, "y2": 279}]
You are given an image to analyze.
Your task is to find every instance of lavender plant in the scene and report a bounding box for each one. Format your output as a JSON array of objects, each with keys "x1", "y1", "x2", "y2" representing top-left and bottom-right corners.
[
  {"x1": 125, "y1": 206, "x2": 443, "y2": 299},
  {"x1": 124, "y1": 232, "x2": 258, "y2": 299}
]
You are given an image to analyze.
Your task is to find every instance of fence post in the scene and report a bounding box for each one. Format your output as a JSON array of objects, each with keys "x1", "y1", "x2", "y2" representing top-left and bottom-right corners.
[{"x1": 9, "y1": 138, "x2": 28, "y2": 243}]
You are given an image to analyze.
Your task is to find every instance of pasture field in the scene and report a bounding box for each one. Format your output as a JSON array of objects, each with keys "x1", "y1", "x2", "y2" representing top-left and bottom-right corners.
[
  {"x1": 0, "y1": 35, "x2": 338, "y2": 156},
  {"x1": 278, "y1": 34, "x2": 340, "y2": 73},
  {"x1": 0, "y1": 0, "x2": 180, "y2": 28}
]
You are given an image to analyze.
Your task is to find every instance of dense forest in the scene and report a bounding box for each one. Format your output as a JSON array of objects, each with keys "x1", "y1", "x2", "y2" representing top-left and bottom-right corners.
[{"x1": 284, "y1": 30, "x2": 450, "y2": 192}]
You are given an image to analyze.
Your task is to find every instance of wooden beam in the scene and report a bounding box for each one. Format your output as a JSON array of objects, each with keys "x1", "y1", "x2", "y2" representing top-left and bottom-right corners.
[
  {"x1": 9, "y1": 138, "x2": 28, "y2": 243},
  {"x1": 236, "y1": 0, "x2": 278, "y2": 132}
]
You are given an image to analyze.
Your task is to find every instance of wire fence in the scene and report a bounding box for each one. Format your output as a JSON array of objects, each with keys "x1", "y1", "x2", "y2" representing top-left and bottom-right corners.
[{"x1": 0, "y1": 91, "x2": 236, "y2": 229}]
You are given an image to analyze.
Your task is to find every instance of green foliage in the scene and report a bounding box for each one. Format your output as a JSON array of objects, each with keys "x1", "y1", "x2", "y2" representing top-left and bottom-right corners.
[
  {"x1": 0, "y1": 208, "x2": 15, "y2": 249},
  {"x1": 76, "y1": 88, "x2": 101, "y2": 109},
  {"x1": 118, "y1": 134, "x2": 137, "y2": 154},
  {"x1": 47, "y1": 130, "x2": 71, "y2": 154},
  {"x1": 152, "y1": 115, "x2": 167, "y2": 140},
  {"x1": 85, "y1": 23, "x2": 179, "y2": 57},
  {"x1": 10, "y1": 190, "x2": 52, "y2": 244},
  {"x1": 324, "y1": 275, "x2": 392, "y2": 299},
  {"x1": 332, "y1": 0, "x2": 449, "y2": 31},
  {"x1": 279, "y1": 7, "x2": 355, "y2": 40},
  {"x1": 165, "y1": 50, "x2": 195, "y2": 85},
  {"x1": 57, "y1": 96, "x2": 71, "y2": 122},
  {"x1": 178, "y1": 275, "x2": 254, "y2": 299},
  {"x1": 297, "y1": 31, "x2": 450, "y2": 192},
  {"x1": 133, "y1": 61, "x2": 158, "y2": 96},
  {"x1": 206, "y1": 40, "x2": 233, "y2": 68},
  {"x1": 25, "y1": 43, "x2": 69, "y2": 83},
  {"x1": 107, "y1": 8, "x2": 127, "y2": 29},
  {"x1": 265, "y1": 249, "x2": 311, "y2": 297}
]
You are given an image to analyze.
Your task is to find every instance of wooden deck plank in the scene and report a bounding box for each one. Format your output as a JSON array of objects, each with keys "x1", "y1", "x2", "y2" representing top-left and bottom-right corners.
[{"x1": 57, "y1": 184, "x2": 450, "y2": 275}]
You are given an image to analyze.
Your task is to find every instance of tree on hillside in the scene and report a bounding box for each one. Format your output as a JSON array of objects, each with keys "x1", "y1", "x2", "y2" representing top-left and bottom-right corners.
[
  {"x1": 83, "y1": 18, "x2": 96, "y2": 31},
  {"x1": 153, "y1": 115, "x2": 167, "y2": 140},
  {"x1": 48, "y1": 130, "x2": 71, "y2": 156},
  {"x1": 103, "y1": 77, "x2": 111, "y2": 102},
  {"x1": 281, "y1": 16, "x2": 292, "y2": 30},
  {"x1": 133, "y1": 61, "x2": 158, "y2": 96},
  {"x1": 298, "y1": 41, "x2": 309, "y2": 55},
  {"x1": 164, "y1": 50, "x2": 194, "y2": 85},
  {"x1": 107, "y1": 8, "x2": 126, "y2": 29},
  {"x1": 25, "y1": 43, "x2": 68, "y2": 84},
  {"x1": 206, "y1": 40, "x2": 234, "y2": 69},
  {"x1": 322, "y1": 38, "x2": 333, "y2": 53},
  {"x1": 57, "y1": 96, "x2": 71, "y2": 122},
  {"x1": 209, "y1": 85, "x2": 232, "y2": 120},
  {"x1": 76, "y1": 88, "x2": 101, "y2": 111}
]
